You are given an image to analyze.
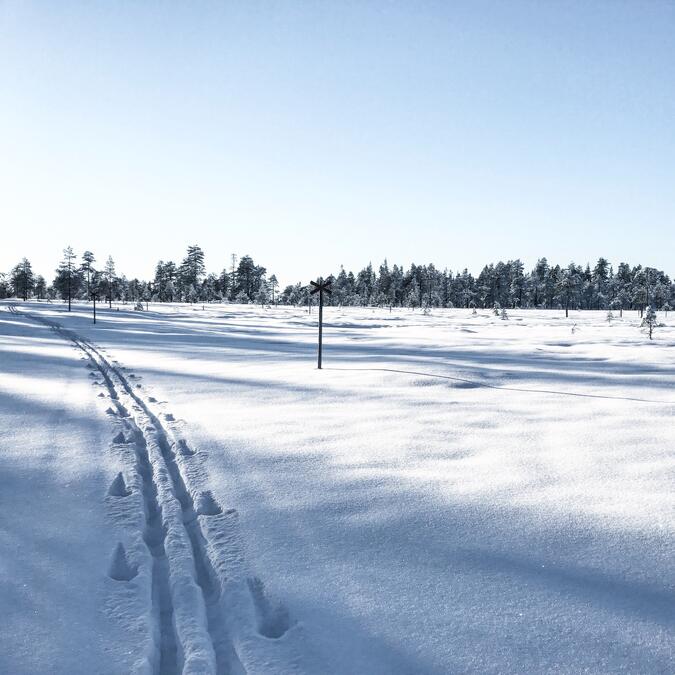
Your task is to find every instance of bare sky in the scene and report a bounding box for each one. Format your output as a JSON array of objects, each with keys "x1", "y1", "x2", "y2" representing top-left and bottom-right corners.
[{"x1": 2, "y1": 1, "x2": 674, "y2": 285}]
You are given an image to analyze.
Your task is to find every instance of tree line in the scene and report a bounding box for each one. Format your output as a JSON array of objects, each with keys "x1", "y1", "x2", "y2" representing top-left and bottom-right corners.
[{"x1": 2, "y1": 246, "x2": 674, "y2": 314}]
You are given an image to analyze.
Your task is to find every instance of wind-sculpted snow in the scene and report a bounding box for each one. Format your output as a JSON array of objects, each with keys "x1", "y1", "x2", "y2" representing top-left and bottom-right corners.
[{"x1": 2, "y1": 301, "x2": 674, "y2": 673}]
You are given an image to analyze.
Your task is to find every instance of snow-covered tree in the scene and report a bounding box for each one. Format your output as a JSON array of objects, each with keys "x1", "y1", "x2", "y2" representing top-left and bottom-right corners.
[
  {"x1": 165, "y1": 279, "x2": 176, "y2": 303},
  {"x1": 54, "y1": 246, "x2": 79, "y2": 310},
  {"x1": 641, "y1": 305, "x2": 657, "y2": 340},
  {"x1": 268, "y1": 274, "x2": 278, "y2": 305},
  {"x1": 34, "y1": 275, "x2": 46, "y2": 300},
  {"x1": 104, "y1": 256, "x2": 116, "y2": 308},
  {"x1": 255, "y1": 282, "x2": 269, "y2": 307},
  {"x1": 11, "y1": 258, "x2": 34, "y2": 300},
  {"x1": 81, "y1": 250, "x2": 95, "y2": 299},
  {"x1": 185, "y1": 283, "x2": 198, "y2": 304},
  {"x1": 179, "y1": 245, "x2": 206, "y2": 299},
  {"x1": 406, "y1": 278, "x2": 420, "y2": 309}
]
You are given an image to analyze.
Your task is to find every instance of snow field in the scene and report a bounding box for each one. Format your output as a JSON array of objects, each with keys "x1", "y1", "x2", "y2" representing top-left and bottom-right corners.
[{"x1": 1, "y1": 301, "x2": 673, "y2": 673}]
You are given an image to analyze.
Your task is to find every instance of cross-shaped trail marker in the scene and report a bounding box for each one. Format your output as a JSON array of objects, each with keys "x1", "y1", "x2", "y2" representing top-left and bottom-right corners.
[{"x1": 310, "y1": 277, "x2": 332, "y2": 369}]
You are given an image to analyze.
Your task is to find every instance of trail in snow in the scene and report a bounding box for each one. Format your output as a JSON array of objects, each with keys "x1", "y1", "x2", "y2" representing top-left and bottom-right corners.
[{"x1": 8, "y1": 306, "x2": 299, "y2": 675}]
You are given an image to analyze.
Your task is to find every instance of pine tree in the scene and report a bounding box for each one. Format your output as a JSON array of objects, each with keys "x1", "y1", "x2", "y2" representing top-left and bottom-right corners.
[
  {"x1": 406, "y1": 278, "x2": 420, "y2": 309},
  {"x1": 255, "y1": 282, "x2": 269, "y2": 307},
  {"x1": 104, "y1": 256, "x2": 116, "y2": 308},
  {"x1": 82, "y1": 251, "x2": 96, "y2": 299},
  {"x1": 179, "y1": 245, "x2": 206, "y2": 300},
  {"x1": 217, "y1": 268, "x2": 231, "y2": 301},
  {"x1": 11, "y1": 258, "x2": 34, "y2": 300},
  {"x1": 230, "y1": 253, "x2": 238, "y2": 301},
  {"x1": 34, "y1": 275, "x2": 46, "y2": 300},
  {"x1": 165, "y1": 279, "x2": 176, "y2": 303},
  {"x1": 235, "y1": 255, "x2": 257, "y2": 301},
  {"x1": 55, "y1": 246, "x2": 78, "y2": 310},
  {"x1": 268, "y1": 274, "x2": 278, "y2": 305},
  {"x1": 641, "y1": 305, "x2": 657, "y2": 340},
  {"x1": 185, "y1": 283, "x2": 198, "y2": 303},
  {"x1": 90, "y1": 270, "x2": 102, "y2": 302}
]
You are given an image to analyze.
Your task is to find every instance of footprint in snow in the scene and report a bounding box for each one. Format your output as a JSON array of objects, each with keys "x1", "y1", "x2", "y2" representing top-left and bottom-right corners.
[
  {"x1": 247, "y1": 577, "x2": 292, "y2": 639},
  {"x1": 108, "y1": 472, "x2": 131, "y2": 497},
  {"x1": 196, "y1": 490, "x2": 222, "y2": 516},
  {"x1": 175, "y1": 439, "x2": 195, "y2": 456},
  {"x1": 108, "y1": 543, "x2": 137, "y2": 581}
]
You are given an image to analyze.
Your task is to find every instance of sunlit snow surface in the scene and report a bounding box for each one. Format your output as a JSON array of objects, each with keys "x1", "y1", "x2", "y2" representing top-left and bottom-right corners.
[{"x1": 1, "y1": 301, "x2": 673, "y2": 674}]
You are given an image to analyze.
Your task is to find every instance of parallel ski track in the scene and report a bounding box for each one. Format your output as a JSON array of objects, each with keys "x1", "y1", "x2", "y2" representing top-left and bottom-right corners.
[{"x1": 9, "y1": 306, "x2": 246, "y2": 675}]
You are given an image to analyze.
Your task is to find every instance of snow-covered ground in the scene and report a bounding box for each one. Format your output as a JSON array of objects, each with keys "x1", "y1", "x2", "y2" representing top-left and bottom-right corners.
[{"x1": 1, "y1": 300, "x2": 673, "y2": 674}]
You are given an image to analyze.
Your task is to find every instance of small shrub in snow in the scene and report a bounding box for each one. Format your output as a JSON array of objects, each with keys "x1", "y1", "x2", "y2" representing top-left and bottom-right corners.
[
  {"x1": 606, "y1": 310, "x2": 613, "y2": 323},
  {"x1": 501, "y1": 308, "x2": 508, "y2": 320},
  {"x1": 493, "y1": 302, "x2": 500, "y2": 316},
  {"x1": 134, "y1": 301, "x2": 144, "y2": 311}
]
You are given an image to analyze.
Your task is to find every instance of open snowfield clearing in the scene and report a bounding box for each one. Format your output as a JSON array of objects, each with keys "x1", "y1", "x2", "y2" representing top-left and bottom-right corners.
[{"x1": 1, "y1": 301, "x2": 674, "y2": 674}]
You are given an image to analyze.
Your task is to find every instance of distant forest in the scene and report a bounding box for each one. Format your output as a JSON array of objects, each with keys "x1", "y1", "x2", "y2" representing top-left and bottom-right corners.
[{"x1": 3, "y1": 244, "x2": 674, "y2": 313}]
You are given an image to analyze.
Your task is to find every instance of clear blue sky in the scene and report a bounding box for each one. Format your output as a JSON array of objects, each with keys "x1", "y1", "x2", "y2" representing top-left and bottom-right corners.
[{"x1": 1, "y1": 1, "x2": 674, "y2": 285}]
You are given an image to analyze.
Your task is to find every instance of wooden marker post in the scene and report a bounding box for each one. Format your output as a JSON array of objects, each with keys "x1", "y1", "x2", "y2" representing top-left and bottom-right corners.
[
  {"x1": 92, "y1": 291, "x2": 97, "y2": 324},
  {"x1": 310, "y1": 277, "x2": 332, "y2": 369}
]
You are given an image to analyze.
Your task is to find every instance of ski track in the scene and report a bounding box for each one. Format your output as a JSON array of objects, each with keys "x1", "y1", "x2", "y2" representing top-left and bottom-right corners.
[{"x1": 8, "y1": 306, "x2": 299, "y2": 675}]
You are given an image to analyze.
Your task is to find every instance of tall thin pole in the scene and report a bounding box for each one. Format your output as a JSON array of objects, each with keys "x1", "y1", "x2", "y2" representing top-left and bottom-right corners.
[
  {"x1": 230, "y1": 253, "x2": 237, "y2": 300},
  {"x1": 93, "y1": 294, "x2": 97, "y2": 324},
  {"x1": 310, "y1": 276, "x2": 331, "y2": 370},
  {"x1": 318, "y1": 287, "x2": 324, "y2": 369}
]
